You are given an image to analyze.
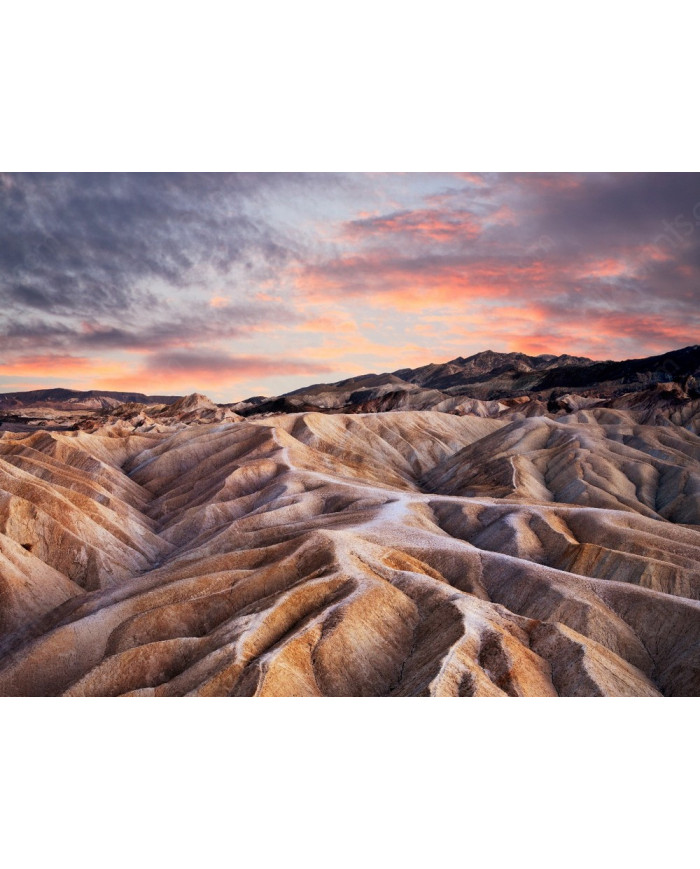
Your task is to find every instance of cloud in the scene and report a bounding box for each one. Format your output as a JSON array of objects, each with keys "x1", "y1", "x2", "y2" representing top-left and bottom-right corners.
[
  {"x1": 1, "y1": 173, "x2": 698, "y2": 395},
  {"x1": 209, "y1": 295, "x2": 230, "y2": 308},
  {"x1": 0, "y1": 172, "x2": 348, "y2": 342},
  {"x1": 293, "y1": 172, "x2": 700, "y2": 360},
  {"x1": 0, "y1": 301, "x2": 302, "y2": 357},
  {"x1": 0, "y1": 173, "x2": 289, "y2": 317},
  {"x1": 0, "y1": 353, "x2": 124, "y2": 382},
  {"x1": 84, "y1": 350, "x2": 335, "y2": 400},
  {"x1": 142, "y1": 350, "x2": 332, "y2": 381},
  {"x1": 344, "y1": 208, "x2": 483, "y2": 243}
]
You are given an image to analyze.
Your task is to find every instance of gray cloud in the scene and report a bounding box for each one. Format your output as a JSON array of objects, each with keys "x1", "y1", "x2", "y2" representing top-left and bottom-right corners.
[
  {"x1": 0, "y1": 173, "x2": 296, "y2": 317},
  {"x1": 0, "y1": 301, "x2": 302, "y2": 355},
  {"x1": 0, "y1": 172, "x2": 353, "y2": 318},
  {"x1": 144, "y1": 349, "x2": 331, "y2": 378},
  {"x1": 0, "y1": 173, "x2": 353, "y2": 364}
]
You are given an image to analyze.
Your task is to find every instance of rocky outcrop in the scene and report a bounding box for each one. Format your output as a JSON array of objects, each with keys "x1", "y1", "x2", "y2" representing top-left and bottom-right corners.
[{"x1": 75, "y1": 393, "x2": 241, "y2": 434}]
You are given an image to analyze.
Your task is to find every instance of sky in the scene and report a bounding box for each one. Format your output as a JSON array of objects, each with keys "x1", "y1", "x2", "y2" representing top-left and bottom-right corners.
[{"x1": 0, "y1": 172, "x2": 698, "y2": 403}]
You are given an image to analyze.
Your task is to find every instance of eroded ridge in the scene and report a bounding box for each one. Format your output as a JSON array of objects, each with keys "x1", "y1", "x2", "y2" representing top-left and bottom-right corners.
[{"x1": 0, "y1": 409, "x2": 698, "y2": 696}]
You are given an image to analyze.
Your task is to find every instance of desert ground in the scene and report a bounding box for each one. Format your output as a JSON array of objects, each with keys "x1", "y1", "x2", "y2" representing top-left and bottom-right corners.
[{"x1": 1, "y1": 349, "x2": 699, "y2": 696}]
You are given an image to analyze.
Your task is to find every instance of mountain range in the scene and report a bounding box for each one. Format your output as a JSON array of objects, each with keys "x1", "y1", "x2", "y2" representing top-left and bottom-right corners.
[
  {"x1": 231, "y1": 344, "x2": 700, "y2": 416},
  {"x1": 2, "y1": 346, "x2": 698, "y2": 423}
]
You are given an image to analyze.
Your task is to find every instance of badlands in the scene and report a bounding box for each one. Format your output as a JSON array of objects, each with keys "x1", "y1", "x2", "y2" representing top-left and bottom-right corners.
[{"x1": 0, "y1": 347, "x2": 699, "y2": 696}]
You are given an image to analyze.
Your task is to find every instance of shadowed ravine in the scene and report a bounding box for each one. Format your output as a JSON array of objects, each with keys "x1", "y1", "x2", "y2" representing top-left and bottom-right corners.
[{"x1": 0, "y1": 409, "x2": 698, "y2": 696}]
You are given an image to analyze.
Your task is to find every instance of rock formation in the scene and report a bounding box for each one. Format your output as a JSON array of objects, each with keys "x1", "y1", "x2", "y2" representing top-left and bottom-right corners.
[{"x1": 0, "y1": 398, "x2": 698, "y2": 696}]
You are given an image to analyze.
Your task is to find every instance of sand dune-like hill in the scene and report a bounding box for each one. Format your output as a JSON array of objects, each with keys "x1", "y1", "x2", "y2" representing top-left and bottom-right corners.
[{"x1": 0, "y1": 404, "x2": 698, "y2": 697}]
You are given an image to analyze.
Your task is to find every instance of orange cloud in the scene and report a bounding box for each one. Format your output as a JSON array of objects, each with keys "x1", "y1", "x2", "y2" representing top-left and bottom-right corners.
[
  {"x1": 576, "y1": 258, "x2": 628, "y2": 279},
  {"x1": 0, "y1": 355, "x2": 124, "y2": 381},
  {"x1": 300, "y1": 314, "x2": 358, "y2": 334},
  {"x1": 209, "y1": 295, "x2": 229, "y2": 308},
  {"x1": 344, "y1": 208, "x2": 483, "y2": 243},
  {"x1": 453, "y1": 173, "x2": 487, "y2": 186},
  {"x1": 293, "y1": 254, "x2": 557, "y2": 312},
  {"x1": 92, "y1": 351, "x2": 332, "y2": 396},
  {"x1": 255, "y1": 291, "x2": 285, "y2": 304}
]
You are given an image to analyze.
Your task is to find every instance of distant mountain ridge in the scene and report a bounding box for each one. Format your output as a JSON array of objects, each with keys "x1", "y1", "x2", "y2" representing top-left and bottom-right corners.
[
  {"x1": 393, "y1": 349, "x2": 593, "y2": 391},
  {"x1": 2, "y1": 346, "x2": 699, "y2": 418},
  {"x1": 0, "y1": 388, "x2": 181, "y2": 411},
  {"x1": 392, "y1": 350, "x2": 595, "y2": 395},
  {"x1": 232, "y1": 345, "x2": 700, "y2": 415}
]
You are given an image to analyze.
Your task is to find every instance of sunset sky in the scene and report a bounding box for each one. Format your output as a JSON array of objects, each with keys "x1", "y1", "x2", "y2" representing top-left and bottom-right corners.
[{"x1": 1, "y1": 172, "x2": 699, "y2": 402}]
